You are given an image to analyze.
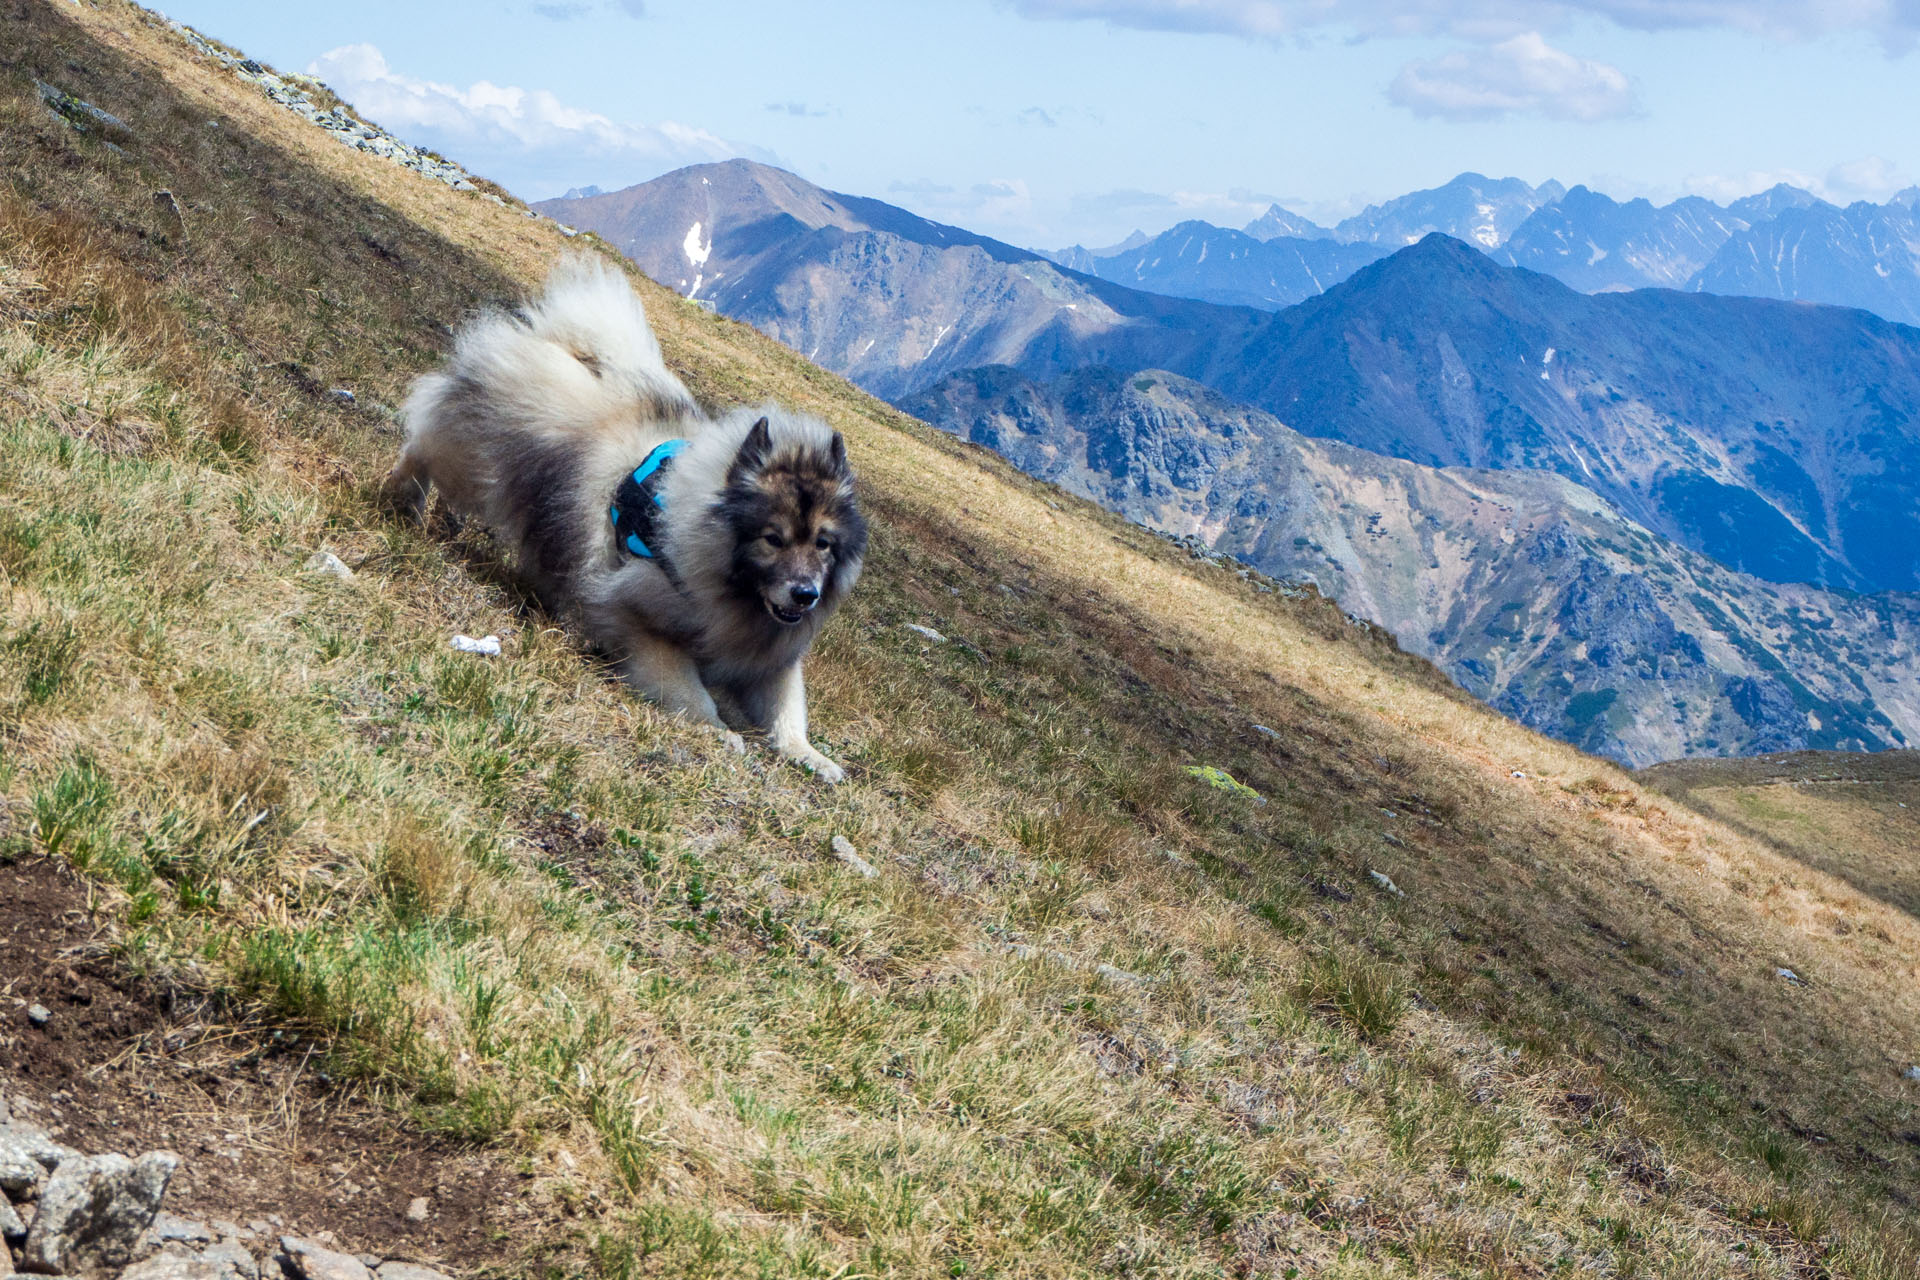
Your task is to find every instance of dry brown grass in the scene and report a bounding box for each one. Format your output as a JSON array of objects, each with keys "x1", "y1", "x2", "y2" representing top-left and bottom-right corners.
[{"x1": 4, "y1": 3, "x2": 1920, "y2": 1276}]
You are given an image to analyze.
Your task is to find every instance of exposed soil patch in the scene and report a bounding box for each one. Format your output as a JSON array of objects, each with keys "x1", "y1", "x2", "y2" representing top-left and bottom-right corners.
[{"x1": 0, "y1": 854, "x2": 553, "y2": 1276}]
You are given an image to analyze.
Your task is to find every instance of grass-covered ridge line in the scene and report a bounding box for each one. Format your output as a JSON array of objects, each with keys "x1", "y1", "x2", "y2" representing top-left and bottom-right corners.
[{"x1": 4, "y1": 3, "x2": 1920, "y2": 1275}]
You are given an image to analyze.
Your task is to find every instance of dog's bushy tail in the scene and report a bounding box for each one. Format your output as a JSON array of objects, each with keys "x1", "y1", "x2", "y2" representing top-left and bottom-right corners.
[{"x1": 405, "y1": 256, "x2": 697, "y2": 449}]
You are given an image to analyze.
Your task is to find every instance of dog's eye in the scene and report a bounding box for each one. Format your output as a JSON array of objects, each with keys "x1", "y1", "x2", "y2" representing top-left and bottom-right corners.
[
  {"x1": 815, "y1": 536, "x2": 834, "y2": 551},
  {"x1": 763, "y1": 532, "x2": 785, "y2": 548}
]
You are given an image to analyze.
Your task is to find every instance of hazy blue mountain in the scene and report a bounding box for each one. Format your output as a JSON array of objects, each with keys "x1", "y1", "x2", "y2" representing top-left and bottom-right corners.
[
  {"x1": 535, "y1": 160, "x2": 1263, "y2": 398},
  {"x1": 1243, "y1": 203, "x2": 1331, "y2": 241},
  {"x1": 1075, "y1": 220, "x2": 1389, "y2": 308},
  {"x1": 1049, "y1": 180, "x2": 1920, "y2": 327},
  {"x1": 904, "y1": 365, "x2": 1920, "y2": 765},
  {"x1": 1688, "y1": 199, "x2": 1920, "y2": 325},
  {"x1": 1331, "y1": 173, "x2": 1565, "y2": 248},
  {"x1": 1727, "y1": 182, "x2": 1821, "y2": 223},
  {"x1": 1211, "y1": 235, "x2": 1920, "y2": 593},
  {"x1": 1038, "y1": 229, "x2": 1148, "y2": 272},
  {"x1": 1498, "y1": 186, "x2": 1746, "y2": 291}
]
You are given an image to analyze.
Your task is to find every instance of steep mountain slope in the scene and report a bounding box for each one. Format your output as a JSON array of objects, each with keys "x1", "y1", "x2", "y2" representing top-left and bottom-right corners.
[
  {"x1": 1499, "y1": 185, "x2": 1746, "y2": 290},
  {"x1": 1690, "y1": 197, "x2": 1920, "y2": 325},
  {"x1": 9, "y1": 5, "x2": 1920, "y2": 1278},
  {"x1": 536, "y1": 161, "x2": 1263, "y2": 398},
  {"x1": 1217, "y1": 234, "x2": 1920, "y2": 593},
  {"x1": 1075, "y1": 219, "x2": 1388, "y2": 308},
  {"x1": 904, "y1": 366, "x2": 1920, "y2": 765}
]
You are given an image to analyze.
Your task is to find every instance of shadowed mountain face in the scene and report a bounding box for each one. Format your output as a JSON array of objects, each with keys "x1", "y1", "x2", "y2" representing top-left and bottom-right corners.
[
  {"x1": 534, "y1": 160, "x2": 1264, "y2": 399},
  {"x1": 1213, "y1": 235, "x2": 1920, "y2": 594},
  {"x1": 903, "y1": 366, "x2": 1920, "y2": 766}
]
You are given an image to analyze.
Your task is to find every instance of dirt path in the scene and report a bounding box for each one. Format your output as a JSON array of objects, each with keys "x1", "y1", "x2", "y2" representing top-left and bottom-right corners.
[{"x1": 1, "y1": 855, "x2": 558, "y2": 1277}]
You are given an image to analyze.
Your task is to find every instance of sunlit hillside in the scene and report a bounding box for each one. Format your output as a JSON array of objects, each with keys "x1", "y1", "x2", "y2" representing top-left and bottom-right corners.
[{"x1": 4, "y1": 4, "x2": 1919, "y2": 1276}]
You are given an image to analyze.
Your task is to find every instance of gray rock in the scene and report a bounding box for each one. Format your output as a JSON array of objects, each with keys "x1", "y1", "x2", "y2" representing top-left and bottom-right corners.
[
  {"x1": 199, "y1": 1240, "x2": 260, "y2": 1280},
  {"x1": 1369, "y1": 870, "x2": 1405, "y2": 898},
  {"x1": 276, "y1": 1236, "x2": 373, "y2": 1280},
  {"x1": 1904, "y1": 1065, "x2": 1920, "y2": 1082},
  {"x1": 121, "y1": 1250, "x2": 223, "y2": 1280},
  {"x1": 1775, "y1": 967, "x2": 1804, "y2": 985},
  {"x1": 0, "y1": 1149, "x2": 41, "y2": 1198},
  {"x1": 26, "y1": 1005, "x2": 50, "y2": 1027},
  {"x1": 0, "y1": 1093, "x2": 9, "y2": 1125},
  {"x1": 303, "y1": 551, "x2": 354, "y2": 581},
  {"x1": 903, "y1": 623, "x2": 947, "y2": 644},
  {"x1": 1092, "y1": 962, "x2": 1150, "y2": 986},
  {"x1": 402, "y1": 1198, "x2": 429, "y2": 1223},
  {"x1": 829, "y1": 835, "x2": 878, "y2": 878},
  {"x1": 1, "y1": 1193, "x2": 26, "y2": 1240},
  {"x1": 376, "y1": 1264, "x2": 453, "y2": 1280},
  {"x1": 35, "y1": 80, "x2": 131, "y2": 137},
  {"x1": 0, "y1": 1124, "x2": 74, "y2": 1197},
  {"x1": 22, "y1": 1150, "x2": 178, "y2": 1274}
]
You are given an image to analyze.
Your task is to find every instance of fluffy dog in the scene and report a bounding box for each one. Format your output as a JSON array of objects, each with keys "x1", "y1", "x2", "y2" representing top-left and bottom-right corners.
[{"x1": 383, "y1": 257, "x2": 867, "y2": 781}]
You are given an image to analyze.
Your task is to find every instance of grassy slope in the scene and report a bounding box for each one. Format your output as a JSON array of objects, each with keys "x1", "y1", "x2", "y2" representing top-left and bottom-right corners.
[
  {"x1": 3, "y1": 3, "x2": 1918, "y2": 1275},
  {"x1": 1640, "y1": 751, "x2": 1920, "y2": 921}
]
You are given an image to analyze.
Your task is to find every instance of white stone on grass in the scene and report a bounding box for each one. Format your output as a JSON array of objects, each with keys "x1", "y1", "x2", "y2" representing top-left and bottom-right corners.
[{"x1": 830, "y1": 835, "x2": 878, "y2": 878}]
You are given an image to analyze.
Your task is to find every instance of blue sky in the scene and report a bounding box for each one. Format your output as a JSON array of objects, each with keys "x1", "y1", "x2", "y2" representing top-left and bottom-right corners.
[{"x1": 157, "y1": 0, "x2": 1920, "y2": 247}]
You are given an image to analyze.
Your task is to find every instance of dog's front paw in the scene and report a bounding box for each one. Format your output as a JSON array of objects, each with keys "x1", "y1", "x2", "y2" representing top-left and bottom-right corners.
[
  {"x1": 714, "y1": 728, "x2": 747, "y2": 755},
  {"x1": 793, "y1": 747, "x2": 846, "y2": 784}
]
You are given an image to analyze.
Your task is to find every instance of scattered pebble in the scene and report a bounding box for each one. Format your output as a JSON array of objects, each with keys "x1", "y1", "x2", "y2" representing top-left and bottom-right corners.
[
  {"x1": 1905, "y1": 1065, "x2": 1920, "y2": 1082},
  {"x1": 1775, "y1": 967, "x2": 1804, "y2": 985},
  {"x1": 403, "y1": 1196, "x2": 430, "y2": 1223},
  {"x1": 449, "y1": 634, "x2": 501, "y2": 656},
  {"x1": 1511, "y1": 770, "x2": 1527, "y2": 779},
  {"x1": 1251, "y1": 723, "x2": 1280, "y2": 739},
  {"x1": 903, "y1": 623, "x2": 947, "y2": 644},
  {"x1": 1369, "y1": 870, "x2": 1405, "y2": 898},
  {"x1": 26, "y1": 1003, "x2": 50, "y2": 1027},
  {"x1": 829, "y1": 835, "x2": 878, "y2": 878},
  {"x1": 303, "y1": 551, "x2": 354, "y2": 581}
]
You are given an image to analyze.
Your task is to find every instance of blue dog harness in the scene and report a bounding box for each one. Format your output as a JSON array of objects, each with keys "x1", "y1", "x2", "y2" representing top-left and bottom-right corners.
[{"x1": 609, "y1": 439, "x2": 688, "y2": 572}]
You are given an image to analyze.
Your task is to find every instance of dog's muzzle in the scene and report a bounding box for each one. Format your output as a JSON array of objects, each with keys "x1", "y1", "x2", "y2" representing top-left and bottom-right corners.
[{"x1": 767, "y1": 583, "x2": 821, "y2": 626}]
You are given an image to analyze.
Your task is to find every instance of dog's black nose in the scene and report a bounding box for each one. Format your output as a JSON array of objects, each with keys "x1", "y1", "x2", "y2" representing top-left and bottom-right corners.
[{"x1": 789, "y1": 584, "x2": 820, "y2": 608}]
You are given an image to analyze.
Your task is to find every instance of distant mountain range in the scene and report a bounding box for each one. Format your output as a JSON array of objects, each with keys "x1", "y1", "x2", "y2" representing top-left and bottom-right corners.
[
  {"x1": 538, "y1": 160, "x2": 1263, "y2": 399},
  {"x1": 902, "y1": 366, "x2": 1920, "y2": 765},
  {"x1": 539, "y1": 160, "x2": 1920, "y2": 763},
  {"x1": 1036, "y1": 172, "x2": 1920, "y2": 325}
]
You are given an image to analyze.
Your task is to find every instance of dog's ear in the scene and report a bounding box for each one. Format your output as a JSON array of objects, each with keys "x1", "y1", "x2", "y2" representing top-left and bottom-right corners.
[
  {"x1": 728, "y1": 416, "x2": 772, "y2": 486},
  {"x1": 828, "y1": 430, "x2": 847, "y2": 473}
]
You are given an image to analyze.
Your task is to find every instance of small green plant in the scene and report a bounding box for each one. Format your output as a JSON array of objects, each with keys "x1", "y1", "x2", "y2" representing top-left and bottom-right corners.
[{"x1": 1299, "y1": 946, "x2": 1406, "y2": 1041}]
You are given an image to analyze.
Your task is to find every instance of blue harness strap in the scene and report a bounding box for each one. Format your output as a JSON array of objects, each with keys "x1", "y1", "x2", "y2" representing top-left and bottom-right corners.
[{"x1": 609, "y1": 439, "x2": 688, "y2": 567}]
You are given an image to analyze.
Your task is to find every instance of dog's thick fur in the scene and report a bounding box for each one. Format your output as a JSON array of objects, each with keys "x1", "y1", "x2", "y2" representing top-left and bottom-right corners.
[{"x1": 383, "y1": 257, "x2": 867, "y2": 781}]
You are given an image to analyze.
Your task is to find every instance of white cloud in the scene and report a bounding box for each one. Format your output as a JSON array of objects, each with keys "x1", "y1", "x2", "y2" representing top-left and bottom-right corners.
[
  {"x1": 1005, "y1": 0, "x2": 1920, "y2": 44},
  {"x1": 308, "y1": 44, "x2": 748, "y2": 198},
  {"x1": 1389, "y1": 32, "x2": 1636, "y2": 121}
]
